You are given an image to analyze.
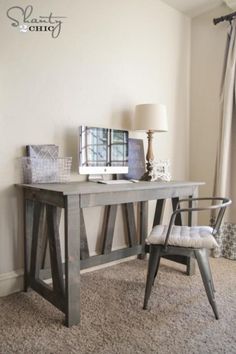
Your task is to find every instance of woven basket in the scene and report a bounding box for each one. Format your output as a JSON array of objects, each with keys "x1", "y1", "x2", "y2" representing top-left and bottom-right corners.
[{"x1": 21, "y1": 157, "x2": 72, "y2": 183}]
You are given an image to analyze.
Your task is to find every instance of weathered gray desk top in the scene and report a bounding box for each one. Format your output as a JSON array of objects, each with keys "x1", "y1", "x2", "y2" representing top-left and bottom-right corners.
[
  {"x1": 18, "y1": 180, "x2": 204, "y2": 195},
  {"x1": 18, "y1": 181, "x2": 204, "y2": 208}
]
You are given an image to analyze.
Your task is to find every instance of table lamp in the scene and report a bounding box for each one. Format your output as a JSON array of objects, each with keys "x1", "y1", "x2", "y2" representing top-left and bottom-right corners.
[{"x1": 134, "y1": 103, "x2": 168, "y2": 181}]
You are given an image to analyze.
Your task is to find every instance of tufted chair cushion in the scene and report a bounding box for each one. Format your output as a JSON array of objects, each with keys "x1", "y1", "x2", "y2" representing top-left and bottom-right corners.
[{"x1": 147, "y1": 225, "x2": 219, "y2": 249}]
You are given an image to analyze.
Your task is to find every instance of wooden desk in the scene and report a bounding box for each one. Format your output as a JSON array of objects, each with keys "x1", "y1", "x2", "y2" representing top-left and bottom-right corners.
[{"x1": 18, "y1": 180, "x2": 203, "y2": 327}]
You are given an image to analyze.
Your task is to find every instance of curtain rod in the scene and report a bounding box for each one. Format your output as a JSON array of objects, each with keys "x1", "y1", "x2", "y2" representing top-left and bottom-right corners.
[{"x1": 213, "y1": 11, "x2": 236, "y2": 25}]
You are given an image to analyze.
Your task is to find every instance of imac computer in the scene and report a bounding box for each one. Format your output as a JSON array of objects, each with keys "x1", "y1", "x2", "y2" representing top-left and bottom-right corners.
[{"x1": 79, "y1": 126, "x2": 129, "y2": 180}]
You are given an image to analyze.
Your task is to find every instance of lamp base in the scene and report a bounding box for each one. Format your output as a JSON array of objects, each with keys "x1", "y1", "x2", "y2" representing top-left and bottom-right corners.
[
  {"x1": 140, "y1": 171, "x2": 152, "y2": 181},
  {"x1": 140, "y1": 160, "x2": 154, "y2": 181}
]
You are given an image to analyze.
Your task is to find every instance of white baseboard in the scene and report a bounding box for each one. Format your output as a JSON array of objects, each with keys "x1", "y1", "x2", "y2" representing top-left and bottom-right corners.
[
  {"x1": 0, "y1": 255, "x2": 137, "y2": 297},
  {"x1": 0, "y1": 269, "x2": 24, "y2": 297}
]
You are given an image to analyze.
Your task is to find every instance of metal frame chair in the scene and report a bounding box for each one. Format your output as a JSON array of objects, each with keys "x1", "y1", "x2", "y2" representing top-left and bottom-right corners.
[{"x1": 143, "y1": 197, "x2": 232, "y2": 319}]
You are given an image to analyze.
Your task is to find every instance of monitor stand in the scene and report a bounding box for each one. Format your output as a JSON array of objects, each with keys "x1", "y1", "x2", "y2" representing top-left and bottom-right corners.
[{"x1": 87, "y1": 174, "x2": 104, "y2": 182}]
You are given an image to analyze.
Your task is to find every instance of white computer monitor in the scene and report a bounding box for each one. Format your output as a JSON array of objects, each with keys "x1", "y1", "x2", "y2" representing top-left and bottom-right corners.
[{"x1": 78, "y1": 126, "x2": 129, "y2": 175}]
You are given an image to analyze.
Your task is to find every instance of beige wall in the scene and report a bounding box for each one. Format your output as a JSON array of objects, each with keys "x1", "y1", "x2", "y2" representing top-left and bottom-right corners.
[
  {"x1": 0, "y1": 0, "x2": 190, "y2": 285},
  {"x1": 190, "y1": 4, "x2": 229, "y2": 199}
]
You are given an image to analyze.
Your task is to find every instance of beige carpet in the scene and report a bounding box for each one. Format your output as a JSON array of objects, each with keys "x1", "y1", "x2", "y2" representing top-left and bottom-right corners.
[{"x1": 0, "y1": 257, "x2": 236, "y2": 354}]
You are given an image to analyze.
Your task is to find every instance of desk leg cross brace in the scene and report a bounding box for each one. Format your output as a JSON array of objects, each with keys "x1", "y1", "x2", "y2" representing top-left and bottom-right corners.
[
  {"x1": 26, "y1": 201, "x2": 66, "y2": 313},
  {"x1": 24, "y1": 196, "x2": 81, "y2": 326}
]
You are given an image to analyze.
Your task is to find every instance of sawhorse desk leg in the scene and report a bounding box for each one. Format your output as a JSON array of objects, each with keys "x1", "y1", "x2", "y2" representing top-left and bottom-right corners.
[{"x1": 65, "y1": 195, "x2": 81, "y2": 327}]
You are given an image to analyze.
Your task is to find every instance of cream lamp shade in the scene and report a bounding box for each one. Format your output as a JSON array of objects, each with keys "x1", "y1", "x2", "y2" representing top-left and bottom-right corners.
[
  {"x1": 134, "y1": 103, "x2": 168, "y2": 132},
  {"x1": 133, "y1": 103, "x2": 168, "y2": 181}
]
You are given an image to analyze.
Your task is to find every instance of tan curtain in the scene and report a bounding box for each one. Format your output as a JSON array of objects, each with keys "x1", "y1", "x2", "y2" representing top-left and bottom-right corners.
[{"x1": 214, "y1": 22, "x2": 236, "y2": 259}]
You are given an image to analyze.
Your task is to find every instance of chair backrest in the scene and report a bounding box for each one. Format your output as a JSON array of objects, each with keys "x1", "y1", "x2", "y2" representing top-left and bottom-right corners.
[{"x1": 209, "y1": 198, "x2": 232, "y2": 235}]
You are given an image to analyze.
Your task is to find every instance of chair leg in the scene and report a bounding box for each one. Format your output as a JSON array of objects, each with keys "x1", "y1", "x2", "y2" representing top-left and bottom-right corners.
[
  {"x1": 153, "y1": 255, "x2": 161, "y2": 285},
  {"x1": 194, "y1": 249, "x2": 219, "y2": 319},
  {"x1": 143, "y1": 245, "x2": 161, "y2": 310},
  {"x1": 203, "y1": 250, "x2": 216, "y2": 293}
]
